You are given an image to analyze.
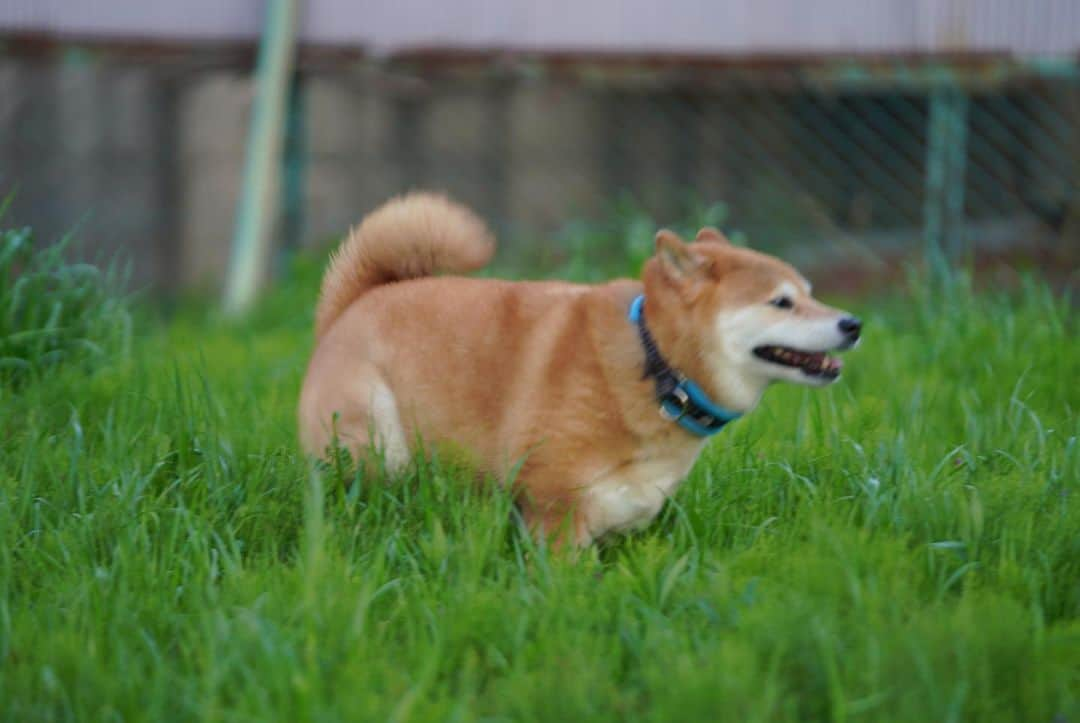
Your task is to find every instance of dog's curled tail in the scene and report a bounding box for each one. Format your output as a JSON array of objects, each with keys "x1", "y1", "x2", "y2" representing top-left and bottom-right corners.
[{"x1": 314, "y1": 192, "x2": 496, "y2": 338}]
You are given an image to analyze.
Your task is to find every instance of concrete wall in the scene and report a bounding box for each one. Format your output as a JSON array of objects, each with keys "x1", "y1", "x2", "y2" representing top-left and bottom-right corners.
[
  {"x1": 0, "y1": 58, "x2": 182, "y2": 286},
  {"x1": 0, "y1": 57, "x2": 632, "y2": 288}
]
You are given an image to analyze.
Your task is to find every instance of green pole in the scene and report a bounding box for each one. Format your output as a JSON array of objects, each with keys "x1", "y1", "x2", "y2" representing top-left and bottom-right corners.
[
  {"x1": 924, "y1": 86, "x2": 969, "y2": 264},
  {"x1": 223, "y1": 0, "x2": 300, "y2": 315},
  {"x1": 281, "y1": 72, "x2": 308, "y2": 260}
]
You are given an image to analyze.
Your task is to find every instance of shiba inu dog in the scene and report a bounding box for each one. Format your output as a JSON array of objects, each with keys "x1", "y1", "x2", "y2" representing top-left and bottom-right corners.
[{"x1": 299, "y1": 193, "x2": 861, "y2": 546}]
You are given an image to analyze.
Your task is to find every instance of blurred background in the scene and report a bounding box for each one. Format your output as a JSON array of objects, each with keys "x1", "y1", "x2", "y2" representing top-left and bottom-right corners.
[{"x1": 1, "y1": 1, "x2": 1078, "y2": 299}]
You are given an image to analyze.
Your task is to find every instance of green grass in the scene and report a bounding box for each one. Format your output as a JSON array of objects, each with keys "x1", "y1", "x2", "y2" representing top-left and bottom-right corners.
[
  {"x1": 1, "y1": 240, "x2": 1078, "y2": 721},
  {"x1": 0, "y1": 217, "x2": 131, "y2": 389}
]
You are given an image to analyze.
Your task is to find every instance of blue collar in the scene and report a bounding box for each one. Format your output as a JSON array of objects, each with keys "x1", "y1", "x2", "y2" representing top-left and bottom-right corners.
[{"x1": 628, "y1": 294, "x2": 742, "y2": 437}]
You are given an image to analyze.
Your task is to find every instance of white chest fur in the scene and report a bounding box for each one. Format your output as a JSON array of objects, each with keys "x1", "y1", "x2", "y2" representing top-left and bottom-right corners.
[{"x1": 582, "y1": 442, "x2": 704, "y2": 539}]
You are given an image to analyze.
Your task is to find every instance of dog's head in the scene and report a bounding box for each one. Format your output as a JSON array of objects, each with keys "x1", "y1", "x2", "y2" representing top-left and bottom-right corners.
[{"x1": 641, "y1": 228, "x2": 861, "y2": 410}]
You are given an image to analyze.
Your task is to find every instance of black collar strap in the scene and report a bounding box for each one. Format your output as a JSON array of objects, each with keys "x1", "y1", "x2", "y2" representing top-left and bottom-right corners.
[{"x1": 628, "y1": 295, "x2": 742, "y2": 437}]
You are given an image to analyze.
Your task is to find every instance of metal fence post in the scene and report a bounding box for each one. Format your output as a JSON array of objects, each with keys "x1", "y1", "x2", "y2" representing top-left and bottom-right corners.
[
  {"x1": 281, "y1": 71, "x2": 308, "y2": 262},
  {"x1": 924, "y1": 85, "x2": 970, "y2": 261}
]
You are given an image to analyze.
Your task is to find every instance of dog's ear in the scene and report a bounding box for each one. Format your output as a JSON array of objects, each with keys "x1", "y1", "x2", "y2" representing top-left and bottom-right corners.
[
  {"x1": 695, "y1": 227, "x2": 729, "y2": 245},
  {"x1": 655, "y1": 229, "x2": 708, "y2": 281}
]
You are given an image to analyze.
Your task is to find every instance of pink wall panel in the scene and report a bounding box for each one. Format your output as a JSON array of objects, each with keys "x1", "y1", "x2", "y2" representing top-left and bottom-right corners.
[{"x1": 1, "y1": 0, "x2": 1078, "y2": 55}]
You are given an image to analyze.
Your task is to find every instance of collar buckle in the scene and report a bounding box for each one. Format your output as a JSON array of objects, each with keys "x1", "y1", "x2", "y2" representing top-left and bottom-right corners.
[{"x1": 658, "y1": 386, "x2": 690, "y2": 422}]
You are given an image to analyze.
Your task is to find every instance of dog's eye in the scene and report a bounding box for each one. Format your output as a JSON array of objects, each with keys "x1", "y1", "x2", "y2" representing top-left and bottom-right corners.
[{"x1": 770, "y1": 296, "x2": 794, "y2": 310}]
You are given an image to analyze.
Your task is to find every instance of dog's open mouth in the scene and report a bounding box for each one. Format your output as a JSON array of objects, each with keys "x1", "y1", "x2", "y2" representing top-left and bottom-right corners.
[{"x1": 753, "y1": 345, "x2": 843, "y2": 379}]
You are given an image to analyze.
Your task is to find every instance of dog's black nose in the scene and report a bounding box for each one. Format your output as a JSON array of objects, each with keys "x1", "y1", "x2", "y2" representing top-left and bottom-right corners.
[{"x1": 838, "y1": 316, "x2": 862, "y2": 339}]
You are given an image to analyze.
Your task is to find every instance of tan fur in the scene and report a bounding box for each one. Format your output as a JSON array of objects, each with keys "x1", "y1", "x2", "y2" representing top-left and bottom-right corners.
[
  {"x1": 299, "y1": 193, "x2": 856, "y2": 546},
  {"x1": 314, "y1": 192, "x2": 495, "y2": 339}
]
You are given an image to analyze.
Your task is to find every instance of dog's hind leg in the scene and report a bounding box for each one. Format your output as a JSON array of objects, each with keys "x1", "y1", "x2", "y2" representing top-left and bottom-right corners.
[
  {"x1": 301, "y1": 363, "x2": 411, "y2": 475},
  {"x1": 365, "y1": 378, "x2": 411, "y2": 474}
]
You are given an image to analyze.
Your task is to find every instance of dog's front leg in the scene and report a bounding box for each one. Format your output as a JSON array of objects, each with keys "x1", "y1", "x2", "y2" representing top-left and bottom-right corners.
[{"x1": 520, "y1": 498, "x2": 593, "y2": 550}]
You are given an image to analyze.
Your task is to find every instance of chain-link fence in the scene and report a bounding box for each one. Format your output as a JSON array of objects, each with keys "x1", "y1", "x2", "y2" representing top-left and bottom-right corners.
[{"x1": 555, "y1": 60, "x2": 1080, "y2": 263}]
